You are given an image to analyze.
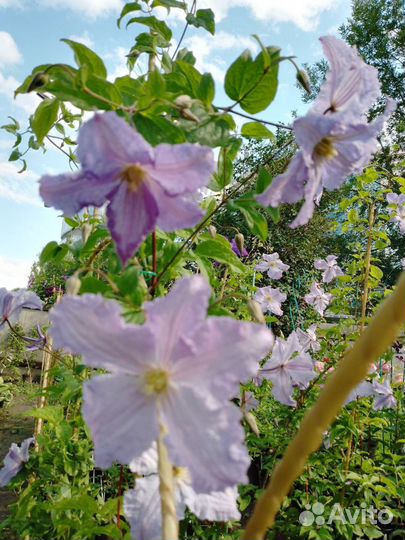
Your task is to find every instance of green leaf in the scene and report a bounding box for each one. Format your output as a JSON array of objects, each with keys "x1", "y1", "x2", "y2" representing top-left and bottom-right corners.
[
  {"x1": 133, "y1": 113, "x2": 186, "y2": 145},
  {"x1": 31, "y1": 98, "x2": 59, "y2": 144},
  {"x1": 172, "y1": 60, "x2": 203, "y2": 98},
  {"x1": 369, "y1": 265, "x2": 383, "y2": 280},
  {"x1": 28, "y1": 405, "x2": 63, "y2": 424},
  {"x1": 196, "y1": 238, "x2": 245, "y2": 273},
  {"x1": 126, "y1": 16, "x2": 172, "y2": 41},
  {"x1": 256, "y1": 167, "x2": 273, "y2": 194},
  {"x1": 186, "y1": 8, "x2": 215, "y2": 35},
  {"x1": 80, "y1": 276, "x2": 110, "y2": 294},
  {"x1": 241, "y1": 121, "x2": 274, "y2": 139},
  {"x1": 117, "y1": 2, "x2": 142, "y2": 28},
  {"x1": 114, "y1": 75, "x2": 142, "y2": 106},
  {"x1": 267, "y1": 206, "x2": 280, "y2": 224},
  {"x1": 62, "y1": 39, "x2": 107, "y2": 78},
  {"x1": 8, "y1": 148, "x2": 21, "y2": 161},
  {"x1": 224, "y1": 47, "x2": 280, "y2": 114},
  {"x1": 152, "y1": 0, "x2": 186, "y2": 7},
  {"x1": 39, "y1": 241, "x2": 68, "y2": 264},
  {"x1": 231, "y1": 196, "x2": 269, "y2": 241},
  {"x1": 197, "y1": 73, "x2": 215, "y2": 106},
  {"x1": 209, "y1": 138, "x2": 241, "y2": 191}
]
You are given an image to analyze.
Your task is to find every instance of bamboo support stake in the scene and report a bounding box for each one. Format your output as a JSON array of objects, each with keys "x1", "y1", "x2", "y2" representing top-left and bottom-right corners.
[
  {"x1": 33, "y1": 335, "x2": 53, "y2": 451},
  {"x1": 360, "y1": 202, "x2": 375, "y2": 332},
  {"x1": 243, "y1": 271, "x2": 405, "y2": 540},
  {"x1": 157, "y1": 424, "x2": 178, "y2": 540}
]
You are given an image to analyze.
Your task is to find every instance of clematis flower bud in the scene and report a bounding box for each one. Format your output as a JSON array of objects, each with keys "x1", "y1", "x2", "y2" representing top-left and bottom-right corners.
[
  {"x1": 235, "y1": 233, "x2": 245, "y2": 257},
  {"x1": 175, "y1": 94, "x2": 193, "y2": 109},
  {"x1": 247, "y1": 299, "x2": 266, "y2": 324},
  {"x1": 65, "y1": 272, "x2": 81, "y2": 296},
  {"x1": 208, "y1": 225, "x2": 216, "y2": 238},
  {"x1": 296, "y1": 69, "x2": 311, "y2": 94},
  {"x1": 81, "y1": 223, "x2": 92, "y2": 244}
]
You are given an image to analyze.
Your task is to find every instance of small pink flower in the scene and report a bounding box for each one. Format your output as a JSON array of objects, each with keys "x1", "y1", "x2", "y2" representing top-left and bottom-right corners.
[
  {"x1": 314, "y1": 361, "x2": 325, "y2": 373},
  {"x1": 382, "y1": 363, "x2": 391, "y2": 373}
]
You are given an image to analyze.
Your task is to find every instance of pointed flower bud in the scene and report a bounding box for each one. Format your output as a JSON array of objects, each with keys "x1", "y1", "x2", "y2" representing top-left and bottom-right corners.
[
  {"x1": 247, "y1": 299, "x2": 266, "y2": 324},
  {"x1": 235, "y1": 233, "x2": 245, "y2": 257},
  {"x1": 296, "y1": 69, "x2": 311, "y2": 94},
  {"x1": 175, "y1": 94, "x2": 193, "y2": 109},
  {"x1": 65, "y1": 272, "x2": 81, "y2": 296},
  {"x1": 208, "y1": 225, "x2": 216, "y2": 238}
]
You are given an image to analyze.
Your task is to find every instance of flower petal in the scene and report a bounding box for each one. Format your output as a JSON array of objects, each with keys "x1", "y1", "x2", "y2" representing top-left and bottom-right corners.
[
  {"x1": 150, "y1": 184, "x2": 204, "y2": 231},
  {"x1": 148, "y1": 143, "x2": 215, "y2": 196},
  {"x1": 143, "y1": 276, "x2": 211, "y2": 365},
  {"x1": 39, "y1": 170, "x2": 116, "y2": 216},
  {"x1": 50, "y1": 294, "x2": 156, "y2": 373},
  {"x1": 124, "y1": 480, "x2": 163, "y2": 540},
  {"x1": 107, "y1": 182, "x2": 159, "y2": 265},
  {"x1": 162, "y1": 386, "x2": 250, "y2": 493},
  {"x1": 77, "y1": 112, "x2": 154, "y2": 177},
  {"x1": 174, "y1": 317, "x2": 273, "y2": 400},
  {"x1": 83, "y1": 374, "x2": 158, "y2": 469},
  {"x1": 180, "y1": 483, "x2": 240, "y2": 521}
]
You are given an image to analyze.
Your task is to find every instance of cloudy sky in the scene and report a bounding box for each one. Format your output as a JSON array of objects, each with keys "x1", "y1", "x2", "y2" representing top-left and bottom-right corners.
[{"x1": 0, "y1": 0, "x2": 351, "y2": 288}]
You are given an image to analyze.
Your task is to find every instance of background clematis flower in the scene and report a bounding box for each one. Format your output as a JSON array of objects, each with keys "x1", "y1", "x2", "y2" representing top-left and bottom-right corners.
[
  {"x1": 231, "y1": 238, "x2": 248, "y2": 258},
  {"x1": 296, "y1": 324, "x2": 321, "y2": 353},
  {"x1": 372, "y1": 379, "x2": 397, "y2": 410},
  {"x1": 310, "y1": 35, "x2": 380, "y2": 118},
  {"x1": 304, "y1": 282, "x2": 332, "y2": 316},
  {"x1": 0, "y1": 288, "x2": 42, "y2": 329},
  {"x1": 124, "y1": 444, "x2": 240, "y2": 540},
  {"x1": 253, "y1": 286, "x2": 287, "y2": 316},
  {"x1": 314, "y1": 255, "x2": 344, "y2": 283},
  {"x1": 40, "y1": 113, "x2": 215, "y2": 265},
  {"x1": 260, "y1": 333, "x2": 316, "y2": 407},
  {"x1": 49, "y1": 275, "x2": 273, "y2": 492},
  {"x1": 0, "y1": 437, "x2": 34, "y2": 487},
  {"x1": 255, "y1": 253, "x2": 289, "y2": 280},
  {"x1": 257, "y1": 104, "x2": 395, "y2": 228}
]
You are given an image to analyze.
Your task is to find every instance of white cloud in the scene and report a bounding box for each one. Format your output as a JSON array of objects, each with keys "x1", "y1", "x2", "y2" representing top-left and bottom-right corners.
[
  {"x1": 0, "y1": 255, "x2": 32, "y2": 289},
  {"x1": 0, "y1": 70, "x2": 41, "y2": 114},
  {"x1": 181, "y1": 0, "x2": 345, "y2": 31},
  {"x1": 185, "y1": 31, "x2": 258, "y2": 84},
  {"x1": 0, "y1": 32, "x2": 22, "y2": 67},
  {"x1": 68, "y1": 31, "x2": 94, "y2": 49},
  {"x1": 37, "y1": 0, "x2": 123, "y2": 18},
  {"x1": 0, "y1": 160, "x2": 41, "y2": 206}
]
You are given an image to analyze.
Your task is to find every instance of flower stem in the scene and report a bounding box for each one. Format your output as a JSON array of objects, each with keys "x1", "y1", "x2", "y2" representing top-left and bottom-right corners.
[
  {"x1": 243, "y1": 271, "x2": 405, "y2": 539},
  {"x1": 151, "y1": 230, "x2": 158, "y2": 296},
  {"x1": 157, "y1": 424, "x2": 178, "y2": 540},
  {"x1": 360, "y1": 202, "x2": 375, "y2": 332}
]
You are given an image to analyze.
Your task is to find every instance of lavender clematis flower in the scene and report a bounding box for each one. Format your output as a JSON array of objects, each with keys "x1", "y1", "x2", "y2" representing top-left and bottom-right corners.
[
  {"x1": 254, "y1": 286, "x2": 287, "y2": 316},
  {"x1": 22, "y1": 324, "x2": 47, "y2": 351},
  {"x1": 345, "y1": 380, "x2": 375, "y2": 405},
  {"x1": 372, "y1": 379, "x2": 396, "y2": 410},
  {"x1": 260, "y1": 333, "x2": 316, "y2": 407},
  {"x1": 0, "y1": 288, "x2": 42, "y2": 330},
  {"x1": 231, "y1": 238, "x2": 248, "y2": 258},
  {"x1": 255, "y1": 253, "x2": 289, "y2": 280},
  {"x1": 314, "y1": 255, "x2": 344, "y2": 283},
  {"x1": 311, "y1": 35, "x2": 380, "y2": 117},
  {"x1": 296, "y1": 324, "x2": 321, "y2": 353},
  {"x1": 125, "y1": 445, "x2": 240, "y2": 540},
  {"x1": 50, "y1": 276, "x2": 273, "y2": 492},
  {"x1": 257, "y1": 103, "x2": 395, "y2": 227},
  {"x1": 304, "y1": 282, "x2": 332, "y2": 316},
  {"x1": 0, "y1": 437, "x2": 34, "y2": 487},
  {"x1": 40, "y1": 113, "x2": 215, "y2": 265}
]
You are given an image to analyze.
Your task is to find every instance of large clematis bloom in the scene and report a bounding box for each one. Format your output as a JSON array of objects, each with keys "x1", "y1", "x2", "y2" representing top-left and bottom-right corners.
[
  {"x1": 260, "y1": 333, "x2": 316, "y2": 407},
  {"x1": 256, "y1": 35, "x2": 395, "y2": 227},
  {"x1": 49, "y1": 276, "x2": 273, "y2": 492},
  {"x1": 40, "y1": 113, "x2": 215, "y2": 265},
  {"x1": 124, "y1": 444, "x2": 240, "y2": 540},
  {"x1": 296, "y1": 324, "x2": 321, "y2": 353},
  {"x1": 257, "y1": 106, "x2": 395, "y2": 227},
  {"x1": 0, "y1": 437, "x2": 34, "y2": 487},
  {"x1": 0, "y1": 288, "x2": 42, "y2": 330}
]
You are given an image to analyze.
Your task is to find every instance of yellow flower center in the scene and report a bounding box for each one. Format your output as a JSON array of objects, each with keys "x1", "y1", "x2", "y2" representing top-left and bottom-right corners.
[
  {"x1": 121, "y1": 164, "x2": 148, "y2": 192},
  {"x1": 173, "y1": 466, "x2": 190, "y2": 482},
  {"x1": 313, "y1": 137, "x2": 338, "y2": 160},
  {"x1": 143, "y1": 368, "x2": 170, "y2": 395}
]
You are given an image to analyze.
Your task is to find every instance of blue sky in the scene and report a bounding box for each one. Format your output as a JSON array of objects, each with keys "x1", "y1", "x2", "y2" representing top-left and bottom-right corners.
[{"x1": 0, "y1": 0, "x2": 351, "y2": 288}]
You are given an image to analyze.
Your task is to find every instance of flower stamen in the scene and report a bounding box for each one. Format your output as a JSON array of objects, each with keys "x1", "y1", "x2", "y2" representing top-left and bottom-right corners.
[
  {"x1": 122, "y1": 164, "x2": 147, "y2": 192},
  {"x1": 313, "y1": 137, "x2": 338, "y2": 160},
  {"x1": 143, "y1": 368, "x2": 170, "y2": 395}
]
